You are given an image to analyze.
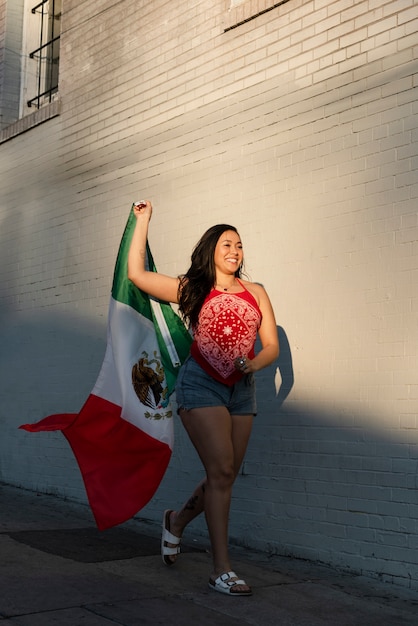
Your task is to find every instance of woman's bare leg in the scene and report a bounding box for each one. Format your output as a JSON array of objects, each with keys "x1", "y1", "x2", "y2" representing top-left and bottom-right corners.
[{"x1": 170, "y1": 407, "x2": 252, "y2": 589}]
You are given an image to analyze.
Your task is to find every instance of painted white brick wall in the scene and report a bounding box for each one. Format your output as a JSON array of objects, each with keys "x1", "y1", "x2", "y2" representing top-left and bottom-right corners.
[{"x1": 1, "y1": 0, "x2": 417, "y2": 590}]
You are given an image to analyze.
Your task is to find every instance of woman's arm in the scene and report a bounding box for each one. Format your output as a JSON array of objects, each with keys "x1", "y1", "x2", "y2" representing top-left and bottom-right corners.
[
  {"x1": 127, "y1": 201, "x2": 180, "y2": 303},
  {"x1": 241, "y1": 284, "x2": 279, "y2": 374}
]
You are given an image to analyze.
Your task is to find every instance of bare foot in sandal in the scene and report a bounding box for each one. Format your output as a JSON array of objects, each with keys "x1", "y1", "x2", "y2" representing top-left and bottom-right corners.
[
  {"x1": 209, "y1": 571, "x2": 252, "y2": 596},
  {"x1": 161, "y1": 509, "x2": 182, "y2": 565}
]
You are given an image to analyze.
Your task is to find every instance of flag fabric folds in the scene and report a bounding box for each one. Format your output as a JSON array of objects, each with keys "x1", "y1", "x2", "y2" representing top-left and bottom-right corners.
[{"x1": 20, "y1": 208, "x2": 192, "y2": 530}]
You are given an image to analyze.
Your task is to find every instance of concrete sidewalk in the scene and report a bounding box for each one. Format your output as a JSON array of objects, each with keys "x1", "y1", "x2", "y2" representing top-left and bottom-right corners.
[{"x1": 0, "y1": 483, "x2": 417, "y2": 625}]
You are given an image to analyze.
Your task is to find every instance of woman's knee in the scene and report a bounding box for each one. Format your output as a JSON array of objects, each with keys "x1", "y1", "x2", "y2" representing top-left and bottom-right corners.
[{"x1": 207, "y1": 464, "x2": 235, "y2": 490}]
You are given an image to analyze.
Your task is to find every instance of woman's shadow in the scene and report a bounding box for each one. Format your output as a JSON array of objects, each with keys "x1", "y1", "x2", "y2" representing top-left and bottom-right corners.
[{"x1": 275, "y1": 326, "x2": 294, "y2": 407}]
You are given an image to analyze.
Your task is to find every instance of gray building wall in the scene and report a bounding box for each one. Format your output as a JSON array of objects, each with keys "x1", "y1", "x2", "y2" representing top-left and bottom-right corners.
[
  {"x1": 0, "y1": 0, "x2": 24, "y2": 128},
  {"x1": 1, "y1": 0, "x2": 418, "y2": 590}
]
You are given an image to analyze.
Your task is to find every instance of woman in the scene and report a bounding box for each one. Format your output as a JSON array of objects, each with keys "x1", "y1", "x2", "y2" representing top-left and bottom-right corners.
[{"x1": 128, "y1": 200, "x2": 279, "y2": 596}]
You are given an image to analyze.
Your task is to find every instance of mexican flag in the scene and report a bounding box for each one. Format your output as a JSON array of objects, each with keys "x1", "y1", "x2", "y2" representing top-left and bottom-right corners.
[{"x1": 20, "y1": 207, "x2": 192, "y2": 530}]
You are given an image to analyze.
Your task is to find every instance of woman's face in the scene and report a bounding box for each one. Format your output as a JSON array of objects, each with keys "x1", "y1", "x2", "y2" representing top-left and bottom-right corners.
[{"x1": 213, "y1": 230, "x2": 243, "y2": 275}]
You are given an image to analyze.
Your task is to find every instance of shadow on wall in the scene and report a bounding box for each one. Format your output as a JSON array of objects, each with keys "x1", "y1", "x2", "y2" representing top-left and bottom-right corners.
[
  {"x1": 2, "y1": 312, "x2": 418, "y2": 586},
  {"x1": 0, "y1": 311, "x2": 107, "y2": 420},
  {"x1": 232, "y1": 327, "x2": 418, "y2": 585},
  {"x1": 0, "y1": 311, "x2": 107, "y2": 490},
  {"x1": 275, "y1": 326, "x2": 294, "y2": 407}
]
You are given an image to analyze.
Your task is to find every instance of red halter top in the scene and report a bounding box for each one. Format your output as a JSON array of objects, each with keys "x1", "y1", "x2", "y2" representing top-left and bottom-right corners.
[{"x1": 190, "y1": 280, "x2": 262, "y2": 386}]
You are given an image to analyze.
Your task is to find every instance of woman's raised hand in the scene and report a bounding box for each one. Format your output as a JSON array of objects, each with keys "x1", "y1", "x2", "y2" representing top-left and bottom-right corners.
[{"x1": 133, "y1": 200, "x2": 152, "y2": 220}]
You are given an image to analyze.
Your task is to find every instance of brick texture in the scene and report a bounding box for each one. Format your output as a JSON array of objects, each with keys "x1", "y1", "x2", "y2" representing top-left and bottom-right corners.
[{"x1": 1, "y1": 0, "x2": 418, "y2": 590}]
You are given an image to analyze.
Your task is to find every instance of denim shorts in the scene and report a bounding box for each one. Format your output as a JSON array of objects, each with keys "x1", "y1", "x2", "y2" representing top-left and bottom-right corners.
[{"x1": 175, "y1": 356, "x2": 257, "y2": 415}]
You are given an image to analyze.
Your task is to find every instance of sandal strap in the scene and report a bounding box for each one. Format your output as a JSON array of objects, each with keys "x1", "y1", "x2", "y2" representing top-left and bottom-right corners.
[
  {"x1": 216, "y1": 571, "x2": 246, "y2": 587},
  {"x1": 162, "y1": 528, "x2": 181, "y2": 545},
  {"x1": 162, "y1": 545, "x2": 180, "y2": 556}
]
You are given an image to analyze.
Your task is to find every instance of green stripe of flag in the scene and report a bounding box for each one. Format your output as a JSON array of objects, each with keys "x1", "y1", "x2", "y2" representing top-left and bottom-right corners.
[{"x1": 112, "y1": 208, "x2": 191, "y2": 398}]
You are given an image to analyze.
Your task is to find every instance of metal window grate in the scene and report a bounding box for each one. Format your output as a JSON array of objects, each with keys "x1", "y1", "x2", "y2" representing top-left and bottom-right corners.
[{"x1": 27, "y1": 0, "x2": 61, "y2": 108}]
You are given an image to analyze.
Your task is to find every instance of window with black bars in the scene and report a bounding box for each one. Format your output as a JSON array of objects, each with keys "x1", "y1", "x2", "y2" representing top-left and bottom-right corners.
[{"x1": 27, "y1": 0, "x2": 61, "y2": 108}]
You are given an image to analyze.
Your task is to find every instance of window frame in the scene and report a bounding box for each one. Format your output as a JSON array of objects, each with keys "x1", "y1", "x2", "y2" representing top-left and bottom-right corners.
[{"x1": 27, "y1": 0, "x2": 61, "y2": 109}]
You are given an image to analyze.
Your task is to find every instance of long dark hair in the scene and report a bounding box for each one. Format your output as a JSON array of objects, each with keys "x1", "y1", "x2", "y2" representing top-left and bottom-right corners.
[{"x1": 178, "y1": 224, "x2": 243, "y2": 328}]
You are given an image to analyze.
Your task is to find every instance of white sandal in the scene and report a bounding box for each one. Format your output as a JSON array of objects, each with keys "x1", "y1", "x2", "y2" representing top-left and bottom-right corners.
[
  {"x1": 208, "y1": 571, "x2": 252, "y2": 596},
  {"x1": 161, "y1": 509, "x2": 181, "y2": 566}
]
